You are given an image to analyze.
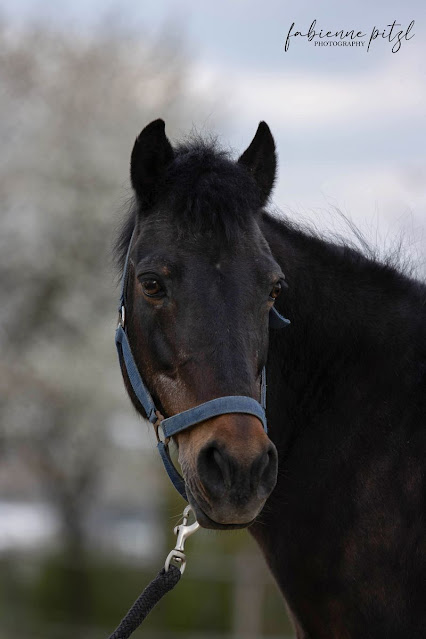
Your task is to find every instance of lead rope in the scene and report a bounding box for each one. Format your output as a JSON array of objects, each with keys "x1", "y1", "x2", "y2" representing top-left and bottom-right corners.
[{"x1": 107, "y1": 505, "x2": 200, "y2": 638}]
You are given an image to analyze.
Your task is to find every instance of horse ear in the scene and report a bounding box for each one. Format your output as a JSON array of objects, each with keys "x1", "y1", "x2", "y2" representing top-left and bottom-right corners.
[
  {"x1": 238, "y1": 121, "x2": 276, "y2": 205},
  {"x1": 130, "y1": 119, "x2": 174, "y2": 208}
]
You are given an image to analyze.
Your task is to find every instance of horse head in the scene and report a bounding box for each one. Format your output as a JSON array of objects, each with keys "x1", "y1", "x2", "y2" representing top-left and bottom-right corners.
[{"x1": 118, "y1": 119, "x2": 285, "y2": 529}]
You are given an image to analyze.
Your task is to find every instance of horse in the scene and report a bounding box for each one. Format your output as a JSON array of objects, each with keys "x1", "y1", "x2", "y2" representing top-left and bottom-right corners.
[{"x1": 114, "y1": 119, "x2": 426, "y2": 638}]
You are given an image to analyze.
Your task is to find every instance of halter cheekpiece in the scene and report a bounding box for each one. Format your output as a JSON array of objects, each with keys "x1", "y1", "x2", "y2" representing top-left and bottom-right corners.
[{"x1": 115, "y1": 229, "x2": 290, "y2": 500}]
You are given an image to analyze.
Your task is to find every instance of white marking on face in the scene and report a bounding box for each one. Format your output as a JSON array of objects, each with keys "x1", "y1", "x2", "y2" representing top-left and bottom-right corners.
[{"x1": 215, "y1": 263, "x2": 221, "y2": 270}]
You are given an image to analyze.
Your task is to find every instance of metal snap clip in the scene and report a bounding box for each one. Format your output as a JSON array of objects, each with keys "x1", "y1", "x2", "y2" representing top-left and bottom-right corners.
[{"x1": 164, "y1": 505, "x2": 200, "y2": 574}]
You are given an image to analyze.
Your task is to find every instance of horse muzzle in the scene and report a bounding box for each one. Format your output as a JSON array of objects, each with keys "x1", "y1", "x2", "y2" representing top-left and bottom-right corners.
[{"x1": 176, "y1": 414, "x2": 278, "y2": 529}]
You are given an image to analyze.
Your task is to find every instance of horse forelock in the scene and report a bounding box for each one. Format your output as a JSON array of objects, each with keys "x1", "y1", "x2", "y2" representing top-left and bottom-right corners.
[
  {"x1": 165, "y1": 138, "x2": 261, "y2": 238},
  {"x1": 114, "y1": 136, "x2": 263, "y2": 274}
]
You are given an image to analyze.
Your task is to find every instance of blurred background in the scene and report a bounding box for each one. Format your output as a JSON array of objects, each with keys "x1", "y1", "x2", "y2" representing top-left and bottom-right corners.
[{"x1": 0, "y1": 1, "x2": 424, "y2": 638}]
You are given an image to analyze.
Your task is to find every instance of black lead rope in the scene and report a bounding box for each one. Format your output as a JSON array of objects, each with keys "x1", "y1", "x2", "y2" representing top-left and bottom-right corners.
[
  {"x1": 108, "y1": 566, "x2": 181, "y2": 639},
  {"x1": 107, "y1": 505, "x2": 199, "y2": 638}
]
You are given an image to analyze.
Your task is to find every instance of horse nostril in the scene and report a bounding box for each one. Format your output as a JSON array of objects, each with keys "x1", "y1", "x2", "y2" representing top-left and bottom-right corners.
[
  {"x1": 197, "y1": 440, "x2": 278, "y2": 504},
  {"x1": 197, "y1": 443, "x2": 232, "y2": 499},
  {"x1": 255, "y1": 443, "x2": 278, "y2": 500}
]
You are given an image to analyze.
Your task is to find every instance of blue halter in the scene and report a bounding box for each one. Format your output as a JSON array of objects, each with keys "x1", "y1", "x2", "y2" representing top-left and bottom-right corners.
[{"x1": 115, "y1": 229, "x2": 290, "y2": 500}]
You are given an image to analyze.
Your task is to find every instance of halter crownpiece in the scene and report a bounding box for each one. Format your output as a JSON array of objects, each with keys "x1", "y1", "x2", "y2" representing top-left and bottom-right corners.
[{"x1": 115, "y1": 229, "x2": 290, "y2": 500}]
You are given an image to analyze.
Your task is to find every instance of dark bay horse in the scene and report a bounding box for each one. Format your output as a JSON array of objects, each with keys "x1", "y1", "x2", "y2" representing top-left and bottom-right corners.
[{"x1": 115, "y1": 119, "x2": 426, "y2": 638}]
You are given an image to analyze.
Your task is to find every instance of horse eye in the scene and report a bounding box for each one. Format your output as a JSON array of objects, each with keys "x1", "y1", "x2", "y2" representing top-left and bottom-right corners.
[
  {"x1": 141, "y1": 279, "x2": 164, "y2": 298},
  {"x1": 269, "y1": 282, "x2": 282, "y2": 300}
]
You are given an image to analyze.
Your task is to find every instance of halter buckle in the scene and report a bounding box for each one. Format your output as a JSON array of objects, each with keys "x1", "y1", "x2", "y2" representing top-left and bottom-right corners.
[{"x1": 118, "y1": 305, "x2": 125, "y2": 329}]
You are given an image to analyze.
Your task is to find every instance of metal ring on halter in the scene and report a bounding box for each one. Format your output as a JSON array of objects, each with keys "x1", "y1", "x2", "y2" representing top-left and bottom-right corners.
[{"x1": 154, "y1": 411, "x2": 169, "y2": 446}]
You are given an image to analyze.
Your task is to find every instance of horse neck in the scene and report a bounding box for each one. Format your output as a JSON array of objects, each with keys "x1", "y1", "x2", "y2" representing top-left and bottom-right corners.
[
  {"x1": 255, "y1": 214, "x2": 426, "y2": 635},
  {"x1": 261, "y1": 213, "x2": 426, "y2": 452}
]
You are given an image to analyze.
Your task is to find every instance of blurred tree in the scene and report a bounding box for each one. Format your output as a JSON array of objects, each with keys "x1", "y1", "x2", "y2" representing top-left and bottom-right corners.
[
  {"x1": 0, "y1": 18, "x2": 290, "y2": 638},
  {"x1": 0, "y1": 15, "x2": 221, "y2": 629}
]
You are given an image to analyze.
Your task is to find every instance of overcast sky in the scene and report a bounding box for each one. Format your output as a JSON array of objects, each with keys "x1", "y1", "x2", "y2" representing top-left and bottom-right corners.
[{"x1": 3, "y1": 0, "x2": 425, "y2": 269}]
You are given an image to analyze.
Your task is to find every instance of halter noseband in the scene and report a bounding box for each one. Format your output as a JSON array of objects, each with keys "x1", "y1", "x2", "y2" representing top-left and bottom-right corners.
[{"x1": 115, "y1": 229, "x2": 290, "y2": 500}]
